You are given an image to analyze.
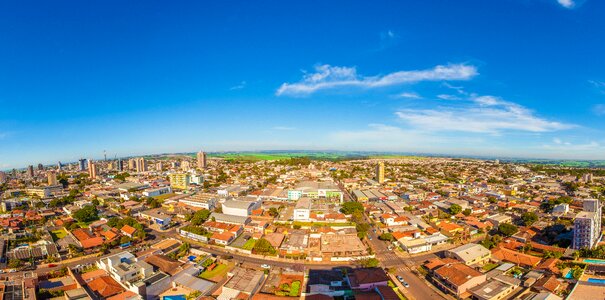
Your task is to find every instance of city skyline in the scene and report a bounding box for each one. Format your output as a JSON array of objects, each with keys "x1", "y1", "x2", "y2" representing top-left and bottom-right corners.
[{"x1": 2, "y1": 0, "x2": 605, "y2": 169}]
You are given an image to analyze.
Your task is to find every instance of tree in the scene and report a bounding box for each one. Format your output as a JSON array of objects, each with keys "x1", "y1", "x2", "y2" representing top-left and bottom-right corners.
[
  {"x1": 498, "y1": 223, "x2": 519, "y2": 237},
  {"x1": 253, "y1": 238, "x2": 276, "y2": 255},
  {"x1": 340, "y1": 202, "x2": 364, "y2": 215},
  {"x1": 73, "y1": 205, "x2": 99, "y2": 223},
  {"x1": 462, "y1": 208, "x2": 472, "y2": 216},
  {"x1": 521, "y1": 212, "x2": 538, "y2": 226},
  {"x1": 8, "y1": 259, "x2": 22, "y2": 269},
  {"x1": 357, "y1": 258, "x2": 380, "y2": 268},
  {"x1": 449, "y1": 204, "x2": 462, "y2": 215},
  {"x1": 190, "y1": 209, "x2": 211, "y2": 225},
  {"x1": 268, "y1": 207, "x2": 279, "y2": 217},
  {"x1": 378, "y1": 233, "x2": 394, "y2": 242}
]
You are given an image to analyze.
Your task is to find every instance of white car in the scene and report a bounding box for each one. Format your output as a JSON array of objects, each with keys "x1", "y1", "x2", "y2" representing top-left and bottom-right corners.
[{"x1": 260, "y1": 264, "x2": 271, "y2": 269}]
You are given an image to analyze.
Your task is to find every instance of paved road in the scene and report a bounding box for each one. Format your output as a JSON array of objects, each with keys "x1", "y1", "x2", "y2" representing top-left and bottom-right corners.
[{"x1": 366, "y1": 219, "x2": 447, "y2": 300}]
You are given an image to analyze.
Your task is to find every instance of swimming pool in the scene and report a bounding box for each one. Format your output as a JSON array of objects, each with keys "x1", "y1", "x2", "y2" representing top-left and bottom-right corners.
[
  {"x1": 588, "y1": 278, "x2": 605, "y2": 285},
  {"x1": 163, "y1": 296, "x2": 186, "y2": 300},
  {"x1": 584, "y1": 259, "x2": 605, "y2": 264},
  {"x1": 564, "y1": 270, "x2": 574, "y2": 279}
]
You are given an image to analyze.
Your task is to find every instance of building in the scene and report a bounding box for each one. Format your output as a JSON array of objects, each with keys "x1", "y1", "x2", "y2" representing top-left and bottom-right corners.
[
  {"x1": 217, "y1": 267, "x2": 265, "y2": 300},
  {"x1": 375, "y1": 161, "x2": 385, "y2": 183},
  {"x1": 97, "y1": 251, "x2": 171, "y2": 300},
  {"x1": 117, "y1": 159, "x2": 124, "y2": 172},
  {"x1": 197, "y1": 150, "x2": 207, "y2": 169},
  {"x1": 446, "y1": 243, "x2": 491, "y2": 265},
  {"x1": 27, "y1": 165, "x2": 34, "y2": 177},
  {"x1": 139, "y1": 209, "x2": 172, "y2": 230},
  {"x1": 136, "y1": 157, "x2": 147, "y2": 172},
  {"x1": 26, "y1": 185, "x2": 63, "y2": 198},
  {"x1": 178, "y1": 193, "x2": 217, "y2": 210},
  {"x1": 432, "y1": 263, "x2": 487, "y2": 297},
  {"x1": 169, "y1": 173, "x2": 191, "y2": 189},
  {"x1": 88, "y1": 160, "x2": 98, "y2": 179},
  {"x1": 293, "y1": 197, "x2": 312, "y2": 221},
  {"x1": 142, "y1": 186, "x2": 172, "y2": 197},
  {"x1": 288, "y1": 181, "x2": 344, "y2": 202},
  {"x1": 573, "y1": 199, "x2": 602, "y2": 249},
  {"x1": 0, "y1": 171, "x2": 6, "y2": 183},
  {"x1": 222, "y1": 198, "x2": 261, "y2": 217},
  {"x1": 79, "y1": 158, "x2": 87, "y2": 171},
  {"x1": 47, "y1": 171, "x2": 57, "y2": 185}
]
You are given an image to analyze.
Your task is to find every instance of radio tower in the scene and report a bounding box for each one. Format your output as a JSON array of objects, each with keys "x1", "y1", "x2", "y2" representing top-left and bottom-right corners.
[{"x1": 104, "y1": 150, "x2": 107, "y2": 161}]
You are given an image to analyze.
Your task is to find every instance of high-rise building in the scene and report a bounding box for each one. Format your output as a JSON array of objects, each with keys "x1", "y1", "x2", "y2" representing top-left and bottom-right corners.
[
  {"x1": 78, "y1": 158, "x2": 87, "y2": 171},
  {"x1": 136, "y1": 157, "x2": 147, "y2": 172},
  {"x1": 375, "y1": 161, "x2": 385, "y2": 183},
  {"x1": 89, "y1": 161, "x2": 98, "y2": 179},
  {"x1": 181, "y1": 160, "x2": 191, "y2": 171},
  {"x1": 27, "y1": 165, "x2": 35, "y2": 178},
  {"x1": 117, "y1": 159, "x2": 124, "y2": 172},
  {"x1": 197, "y1": 150, "x2": 207, "y2": 169},
  {"x1": 573, "y1": 199, "x2": 602, "y2": 249},
  {"x1": 57, "y1": 161, "x2": 63, "y2": 171},
  {"x1": 0, "y1": 171, "x2": 6, "y2": 183},
  {"x1": 156, "y1": 161, "x2": 163, "y2": 171},
  {"x1": 47, "y1": 171, "x2": 57, "y2": 185},
  {"x1": 37, "y1": 163, "x2": 44, "y2": 171},
  {"x1": 169, "y1": 173, "x2": 191, "y2": 189},
  {"x1": 128, "y1": 159, "x2": 136, "y2": 171}
]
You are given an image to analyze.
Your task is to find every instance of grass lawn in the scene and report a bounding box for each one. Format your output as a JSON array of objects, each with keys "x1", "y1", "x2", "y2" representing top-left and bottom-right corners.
[
  {"x1": 241, "y1": 239, "x2": 257, "y2": 250},
  {"x1": 199, "y1": 263, "x2": 229, "y2": 280},
  {"x1": 50, "y1": 229, "x2": 67, "y2": 241},
  {"x1": 153, "y1": 193, "x2": 176, "y2": 201},
  {"x1": 482, "y1": 263, "x2": 500, "y2": 271}
]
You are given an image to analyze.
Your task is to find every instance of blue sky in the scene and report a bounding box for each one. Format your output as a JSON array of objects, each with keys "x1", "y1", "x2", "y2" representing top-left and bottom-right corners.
[{"x1": 1, "y1": 0, "x2": 605, "y2": 169}]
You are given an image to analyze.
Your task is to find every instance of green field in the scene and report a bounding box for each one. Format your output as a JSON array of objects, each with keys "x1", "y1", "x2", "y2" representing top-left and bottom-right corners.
[
  {"x1": 208, "y1": 151, "x2": 348, "y2": 161},
  {"x1": 199, "y1": 263, "x2": 229, "y2": 280},
  {"x1": 241, "y1": 239, "x2": 257, "y2": 250},
  {"x1": 50, "y1": 229, "x2": 67, "y2": 241}
]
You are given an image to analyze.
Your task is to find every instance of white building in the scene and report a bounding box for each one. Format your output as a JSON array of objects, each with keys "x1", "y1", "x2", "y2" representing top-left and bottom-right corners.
[
  {"x1": 222, "y1": 198, "x2": 261, "y2": 217},
  {"x1": 573, "y1": 199, "x2": 602, "y2": 250},
  {"x1": 293, "y1": 197, "x2": 312, "y2": 221}
]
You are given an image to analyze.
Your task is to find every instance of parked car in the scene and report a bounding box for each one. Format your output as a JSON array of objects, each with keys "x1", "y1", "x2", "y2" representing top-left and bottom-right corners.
[{"x1": 260, "y1": 264, "x2": 271, "y2": 269}]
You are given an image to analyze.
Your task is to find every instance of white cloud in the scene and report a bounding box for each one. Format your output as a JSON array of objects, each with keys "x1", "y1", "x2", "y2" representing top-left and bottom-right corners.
[
  {"x1": 557, "y1": 0, "x2": 575, "y2": 8},
  {"x1": 593, "y1": 104, "x2": 605, "y2": 116},
  {"x1": 395, "y1": 95, "x2": 574, "y2": 133},
  {"x1": 436, "y1": 94, "x2": 460, "y2": 100},
  {"x1": 276, "y1": 63, "x2": 478, "y2": 96},
  {"x1": 396, "y1": 92, "x2": 422, "y2": 99},
  {"x1": 230, "y1": 81, "x2": 247, "y2": 90}
]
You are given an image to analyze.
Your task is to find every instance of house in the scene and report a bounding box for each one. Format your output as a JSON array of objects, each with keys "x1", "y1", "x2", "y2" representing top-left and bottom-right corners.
[
  {"x1": 487, "y1": 214, "x2": 512, "y2": 227},
  {"x1": 121, "y1": 225, "x2": 137, "y2": 238},
  {"x1": 399, "y1": 238, "x2": 432, "y2": 254},
  {"x1": 469, "y1": 279, "x2": 517, "y2": 300},
  {"x1": 432, "y1": 263, "x2": 487, "y2": 297},
  {"x1": 139, "y1": 209, "x2": 172, "y2": 230},
  {"x1": 491, "y1": 247, "x2": 541, "y2": 268},
  {"x1": 217, "y1": 267, "x2": 265, "y2": 300},
  {"x1": 446, "y1": 243, "x2": 491, "y2": 265},
  {"x1": 305, "y1": 269, "x2": 351, "y2": 297},
  {"x1": 347, "y1": 268, "x2": 389, "y2": 291},
  {"x1": 293, "y1": 197, "x2": 312, "y2": 221}
]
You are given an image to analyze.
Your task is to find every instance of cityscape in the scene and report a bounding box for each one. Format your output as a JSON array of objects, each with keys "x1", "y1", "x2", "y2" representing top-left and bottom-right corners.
[{"x1": 2, "y1": 1, "x2": 605, "y2": 300}]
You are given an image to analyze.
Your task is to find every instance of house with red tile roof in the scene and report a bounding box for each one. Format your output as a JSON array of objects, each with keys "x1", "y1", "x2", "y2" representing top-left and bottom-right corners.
[
  {"x1": 491, "y1": 247, "x2": 541, "y2": 267},
  {"x1": 121, "y1": 225, "x2": 137, "y2": 238}
]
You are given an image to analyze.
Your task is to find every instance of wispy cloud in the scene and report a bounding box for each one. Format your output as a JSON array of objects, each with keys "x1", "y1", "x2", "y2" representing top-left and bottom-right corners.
[
  {"x1": 378, "y1": 30, "x2": 399, "y2": 50},
  {"x1": 436, "y1": 94, "x2": 461, "y2": 100},
  {"x1": 230, "y1": 81, "x2": 247, "y2": 90},
  {"x1": 396, "y1": 92, "x2": 422, "y2": 99},
  {"x1": 589, "y1": 80, "x2": 605, "y2": 93},
  {"x1": 395, "y1": 95, "x2": 574, "y2": 133},
  {"x1": 272, "y1": 126, "x2": 296, "y2": 131},
  {"x1": 593, "y1": 104, "x2": 605, "y2": 116},
  {"x1": 276, "y1": 63, "x2": 478, "y2": 96},
  {"x1": 557, "y1": 0, "x2": 575, "y2": 8}
]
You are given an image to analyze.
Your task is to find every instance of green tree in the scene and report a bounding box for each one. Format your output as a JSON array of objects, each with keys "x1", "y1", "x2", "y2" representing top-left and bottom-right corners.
[
  {"x1": 462, "y1": 208, "x2": 472, "y2": 216},
  {"x1": 253, "y1": 238, "x2": 277, "y2": 255},
  {"x1": 340, "y1": 202, "x2": 364, "y2": 214},
  {"x1": 521, "y1": 212, "x2": 538, "y2": 226},
  {"x1": 268, "y1": 207, "x2": 279, "y2": 217},
  {"x1": 498, "y1": 223, "x2": 519, "y2": 237},
  {"x1": 73, "y1": 205, "x2": 99, "y2": 223},
  {"x1": 190, "y1": 209, "x2": 211, "y2": 225},
  {"x1": 378, "y1": 233, "x2": 394, "y2": 242},
  {"x1": 449, "y1": 204, "x2": 462, "y2": 215}
]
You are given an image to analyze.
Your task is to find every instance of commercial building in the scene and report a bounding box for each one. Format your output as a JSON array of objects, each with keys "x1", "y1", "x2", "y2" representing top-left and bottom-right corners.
[
  {"x1": 222, "y1": 198, "x2": 261, "y2": 217},
  {"x1": 139, "y1": 209, "x2": 172, "y2": 230},
  {"x1": 178, "y1": 193, "x2": 218, "y2": 210},
  {"x1": 446, "y1": 243, "x2": 491, "y2": 265},
  {"x1": 27, "y1": 165, "x2": 34, "y2": 177},
  {"x1": 287, "y1": 181, "x2": 344, "y2": 202},
  {"x1": 573, "y1": 199, "x2": 602, "y2": 249},
  {"x1": 293, "y1": 197, "x2": 312, "y2": 221},
  {"x1": 169, "y1": 173, "x2": 191, "y2": 190}
]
